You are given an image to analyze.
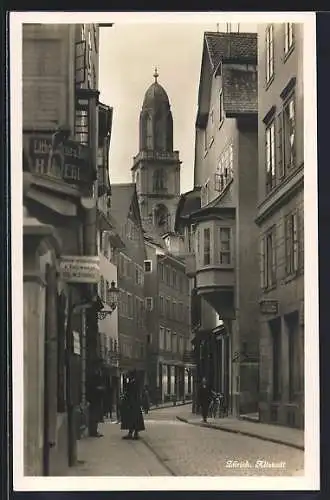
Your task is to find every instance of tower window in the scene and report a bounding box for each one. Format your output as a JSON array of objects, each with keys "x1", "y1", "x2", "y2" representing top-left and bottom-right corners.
[
  {"x1": 146, "y1": 115, "x2": 153, "y2": 149},
  {"x1": 153, "y1": 169, "x2": 166, "y2": 192}
]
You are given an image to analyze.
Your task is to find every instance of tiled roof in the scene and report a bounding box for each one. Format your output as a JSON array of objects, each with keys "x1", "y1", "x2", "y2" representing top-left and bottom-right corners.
[
  {"x1": 204, "y1": 32, "x2": 257, "y2": 69},
  {"x1": 223, "y1": 66, "x2": 258, "y2": 115},
  {"x1": 109, "y1": 183, "x2": 136, "y2": 228}
]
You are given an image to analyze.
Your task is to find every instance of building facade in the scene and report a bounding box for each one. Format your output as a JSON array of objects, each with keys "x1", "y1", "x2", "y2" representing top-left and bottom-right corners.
[
  {"x1": 131, "y1": 70, "x2": 181, "y2": 235},
  {"x1": 256, "y1": 23, "x2": 304, "y2": 429},
  {"x1": 109, "y1": 184, "x2": 147, "y2": 389},
  {"x1": 22, "y1": 23, "x2": 112, "y2": 475},
  {"x1": 178, "y1": 31, "x2": 260, "y2": 416},
  {"x1": 143, "y1": 237, "x2": 193, "y2": 404}
]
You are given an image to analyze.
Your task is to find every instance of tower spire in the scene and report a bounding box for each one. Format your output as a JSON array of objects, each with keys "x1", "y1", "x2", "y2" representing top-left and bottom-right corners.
[{"x1": 153, "y1": 67, "x2": 159, "y2": 83}]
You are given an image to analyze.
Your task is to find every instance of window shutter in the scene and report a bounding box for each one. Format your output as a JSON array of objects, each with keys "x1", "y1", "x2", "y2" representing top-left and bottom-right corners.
[
  {"x1": 277, "y1": 112, "x2": 284, "y2": 179},
  {"x1": 75, "y1": 40, "x2": 86, "y2": 85},
  {"x1": 285, "y1": 216, "x2": 292, "y2": 275},
  {"x1": 260, "y1": 237, "x2": 265, "y2": 289},
  {"x1": 271, "y1": 230, "x2": 276, "y2": 285},
  {"x1": 293, "y1": 212, "x2": 299, "y2": 272}
]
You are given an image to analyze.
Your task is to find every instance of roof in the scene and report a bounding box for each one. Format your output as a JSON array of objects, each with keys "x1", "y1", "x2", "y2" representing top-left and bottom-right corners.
[
  {"x1": 222, "y1": 66, "x2": 258, "y2": 115},
  {"x1": 142, "y1": 81, "x2": 170, "y2": 109},
  {"x1": 174, "y1": 187, "x2": 201, "y2": 231},
  {"x1": 204, "y1": 32, "x2": 257, "y2": 69},
  {"x1": 109, "y1": 183, "x2": 137, "y2": 227}
]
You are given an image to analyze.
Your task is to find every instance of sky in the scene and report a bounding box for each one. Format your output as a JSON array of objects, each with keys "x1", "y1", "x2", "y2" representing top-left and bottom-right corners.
[{"x1": 98, "y1": 21, "x2": 257, "y2": 194}]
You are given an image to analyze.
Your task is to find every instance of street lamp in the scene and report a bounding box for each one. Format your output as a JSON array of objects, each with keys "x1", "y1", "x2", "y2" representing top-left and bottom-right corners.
[{"x1": 97, "y1": 280, "x2": 119, "y2": 320}]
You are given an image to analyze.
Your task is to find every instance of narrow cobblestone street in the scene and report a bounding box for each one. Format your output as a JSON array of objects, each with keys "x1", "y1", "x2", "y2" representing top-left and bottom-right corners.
[{"x1": 69, "y1": 406, "x2": 304, "y2": 477}]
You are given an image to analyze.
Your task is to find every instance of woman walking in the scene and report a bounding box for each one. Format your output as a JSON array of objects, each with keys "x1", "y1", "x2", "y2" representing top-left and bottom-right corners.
[{"x1": 120, "y1": 370, "x2": 145, "y2": 440}]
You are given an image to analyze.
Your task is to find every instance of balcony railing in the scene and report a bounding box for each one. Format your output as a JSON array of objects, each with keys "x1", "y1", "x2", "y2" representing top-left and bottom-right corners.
[{"x1": 133, "y1": 150, "x2": 180, "y2": 163}]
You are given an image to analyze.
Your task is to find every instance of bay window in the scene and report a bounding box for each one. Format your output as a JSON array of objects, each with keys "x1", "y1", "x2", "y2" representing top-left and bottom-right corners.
[
  {"x1": 203, "y1": 228, "x2": 211, "y2": 265},
  {"x1": 219, "y1": 227, "x2": 231, "y2": 265}
]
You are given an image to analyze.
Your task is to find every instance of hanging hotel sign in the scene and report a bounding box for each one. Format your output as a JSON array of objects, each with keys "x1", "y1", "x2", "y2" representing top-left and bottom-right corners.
[
  {"x1": 23, "y1": 134, "x2": 93, "y2": 186},
  {"x1": 259, "y1": 300, "x2": 278, "y2": 315},
  {"x1": 60, "y1": 256, "x2": 100, "y2": 284}
]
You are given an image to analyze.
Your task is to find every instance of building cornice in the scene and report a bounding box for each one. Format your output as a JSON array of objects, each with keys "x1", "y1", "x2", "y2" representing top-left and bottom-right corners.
[{"x1": 255, "y1": 165, "x2": 304, "y2": 225}]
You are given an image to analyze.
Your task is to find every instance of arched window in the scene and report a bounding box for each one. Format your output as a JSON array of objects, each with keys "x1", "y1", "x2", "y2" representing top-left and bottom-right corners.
[
  {"x1": 146, "y1": 115, "x2": 153, "y2": 149},
  {"x1": 153, "y1": 169, "x2": 167, "y2": 192},
  {"x1": 166, "y1": 113, "x2": 173, "y2": 151}
]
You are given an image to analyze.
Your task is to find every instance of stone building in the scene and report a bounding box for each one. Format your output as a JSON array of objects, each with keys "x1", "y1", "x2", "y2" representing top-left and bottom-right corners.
[
  {"x1": 22, "y1": 23, "x2": 113, "y2": 475},
  {"x1": 256, "y1": 23, "x2": 304, "y2": 429},
  {"x1": 109, "y1": 184, "x2": 147, "y2": 389},
  {"x1": 143, "y1": 234, "x2": 193, "y2": 404},
  {"x1": 177, "y1": 31, "x2": 260, "y2": 416},
  {"x1": 131, "y1": 69, "x2": 181, "y2": 235}
]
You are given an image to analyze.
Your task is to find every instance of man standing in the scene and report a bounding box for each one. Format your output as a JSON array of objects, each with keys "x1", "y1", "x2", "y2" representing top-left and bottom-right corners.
[{"x1": 198, "y1": 377, "x2": 211, "y2": 423}]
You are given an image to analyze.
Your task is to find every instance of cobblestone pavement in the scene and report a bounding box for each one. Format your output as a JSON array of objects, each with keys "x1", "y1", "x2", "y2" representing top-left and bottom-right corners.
[
  {"x1": 142, "y1": 407, "x2": 304, "y2": 476},
  {"x1": 174, "y1": 406, "x2": 304, "y2": 450},
  {"x1": 68, "y1": 406, "x2": 304, "y2": 477}
]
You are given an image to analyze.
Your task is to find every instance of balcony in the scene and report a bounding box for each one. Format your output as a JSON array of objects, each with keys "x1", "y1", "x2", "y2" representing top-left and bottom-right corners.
[
  {"x1": 133, "y1": 150, "x2": 180, "y2": 164},
  {"x1": 195, "y1": 266, "x2": 235, "y2": 319}
]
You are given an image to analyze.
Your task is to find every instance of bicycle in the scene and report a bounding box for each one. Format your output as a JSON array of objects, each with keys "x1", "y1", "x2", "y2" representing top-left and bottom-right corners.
[{"x1": 209, "y1": 393, "x2": 226, "y2": 419}]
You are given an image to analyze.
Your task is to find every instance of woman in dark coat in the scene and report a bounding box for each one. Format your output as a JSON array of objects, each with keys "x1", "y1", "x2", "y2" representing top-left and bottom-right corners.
[
  {"x1": 121, "y1": 370, "x2": 145, "y2": 440},
  {"x1": 198, "y1": 377, "x2": 211, "y2": 423}
]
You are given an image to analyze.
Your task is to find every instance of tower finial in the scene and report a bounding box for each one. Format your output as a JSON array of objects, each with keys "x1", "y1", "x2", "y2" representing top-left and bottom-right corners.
[{"x1": 154, "y1": 67, "x2": 159, "y2": 83}]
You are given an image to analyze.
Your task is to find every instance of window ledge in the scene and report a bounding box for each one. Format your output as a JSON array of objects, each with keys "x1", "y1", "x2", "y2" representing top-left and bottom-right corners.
[
  {"x1": 283, "y1": 271, "x2": 300, "y2": 284},
  {"x1": 265, "y1": 75, "x2": 275, "y2": 91},
  {"x1": 262, "y1": 283, "x2": 277, "y2": 293},
  {"x1": 284, "y1": 45, "x2": 295, "y2": 63}
]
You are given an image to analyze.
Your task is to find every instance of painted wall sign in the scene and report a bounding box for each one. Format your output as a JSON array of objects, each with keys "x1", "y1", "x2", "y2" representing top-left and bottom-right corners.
[
  {"x1": 60, "y1": 256, "x2": 100, "y2": 283},
  {"x1": 259, "y1": 299, "x2": 278, "y2": 315},
  {"x1": 24, "y1": 134, "x2": 93, "y2": 185}
]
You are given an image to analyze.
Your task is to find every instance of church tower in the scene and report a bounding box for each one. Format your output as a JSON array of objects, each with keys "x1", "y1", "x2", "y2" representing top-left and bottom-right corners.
[{"x1": 132, "y1": 68, "x2": 181, "y2": 235}]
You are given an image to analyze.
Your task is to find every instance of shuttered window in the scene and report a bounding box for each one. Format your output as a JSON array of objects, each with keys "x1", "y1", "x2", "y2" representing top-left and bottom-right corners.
[{"x1": 285, "y1": 212, "x2": 299, "y2": 275}]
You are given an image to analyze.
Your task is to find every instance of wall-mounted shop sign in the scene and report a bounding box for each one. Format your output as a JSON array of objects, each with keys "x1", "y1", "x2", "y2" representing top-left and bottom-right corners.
[
  {"x1": 259, "y1": 299, "x2": 278, "y2": 315},
  {"x1": 60, "y1": 256, "x2": 100, "y2": 284},
  {"x1": 23, "y1": 134, "x2": 94, "y2": 186},
  {"x1": 73, "y1": 331, "x2": 81, "y2": 356}
]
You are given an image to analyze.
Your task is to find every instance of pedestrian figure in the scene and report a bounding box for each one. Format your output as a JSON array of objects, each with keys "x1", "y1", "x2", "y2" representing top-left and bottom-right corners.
[
  {"x1": 142, "y1": 385, "x2": 150, "y2": 415},
  {"x1": 198, "y1": 377, "x2": 211, "y2": 423},
  {"x1": 121, "y1": 370, "x2": 145, "y2": 440},
  {"x1": 87, "y1": 367, "x2": 105, "y2": 437},
  {"x1": 104, "y1": 377, "x2": 113, "y2": 420}
]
